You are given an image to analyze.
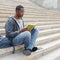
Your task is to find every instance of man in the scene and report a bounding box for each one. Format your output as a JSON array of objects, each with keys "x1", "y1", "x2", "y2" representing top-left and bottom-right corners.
[{"x1": 5, "y1": 5, "x2": 39, "y2": 56}]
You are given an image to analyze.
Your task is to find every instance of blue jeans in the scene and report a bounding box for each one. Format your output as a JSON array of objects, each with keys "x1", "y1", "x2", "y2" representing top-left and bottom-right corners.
[{"x1": 13, "y1": 28, "x2": 39, "y2": 50}]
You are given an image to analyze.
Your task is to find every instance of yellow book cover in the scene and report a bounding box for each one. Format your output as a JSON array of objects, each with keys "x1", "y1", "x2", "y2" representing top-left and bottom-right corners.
[{"x1": 27, "y1": 24, "x2": 35, "y2": 31}]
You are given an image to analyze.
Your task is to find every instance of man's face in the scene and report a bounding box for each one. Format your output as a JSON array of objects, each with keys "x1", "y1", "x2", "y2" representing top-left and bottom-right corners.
[{"x1": 16, "y1": 8, "x2": 24, "y2": 18}]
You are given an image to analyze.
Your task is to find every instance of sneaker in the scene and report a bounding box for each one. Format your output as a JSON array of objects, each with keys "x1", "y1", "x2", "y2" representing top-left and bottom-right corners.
[
  {"x1": 23, "y1": 49, "x2": 31, "y2": 56},
  {"x1": 31, "y1": 46, "x2": 42, "y2": 52},
  {"x1": 31, "y1": 47, "x2": 38, "y2": 52}
]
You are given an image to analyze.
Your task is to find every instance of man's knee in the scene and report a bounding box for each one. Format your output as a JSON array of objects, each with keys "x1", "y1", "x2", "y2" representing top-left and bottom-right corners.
[
  {"x1": 25, "y1": 31, "x2": 31, "y2": 37},
  {"x1": 33, "y1": 28, "x2": 39, "y2": 33}
]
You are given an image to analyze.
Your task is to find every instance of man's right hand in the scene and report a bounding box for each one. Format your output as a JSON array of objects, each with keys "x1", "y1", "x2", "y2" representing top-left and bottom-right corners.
[{"x1": 20, "y1": 27, "x2": 28, "y2": 33}]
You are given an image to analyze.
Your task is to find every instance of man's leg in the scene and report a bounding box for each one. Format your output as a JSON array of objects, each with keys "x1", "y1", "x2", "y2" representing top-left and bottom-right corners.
[
  {"x1": 12, "y1": 29, "x2": 39, "y2": 55},
  {"x1": 13, "y1": 31, "x2": 31, "y2": 50},
  {"x1": 27, "y1": 28, "x2": 39, "y2": 50},
  {"x1": 12, "y1": 31, "x2": 32, "y2": 56}
]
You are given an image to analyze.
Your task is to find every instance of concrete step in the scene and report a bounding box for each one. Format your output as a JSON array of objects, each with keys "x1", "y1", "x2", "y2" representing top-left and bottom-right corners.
[
  {"x1": 3, "y1": 18, "x2": 60, "y2": 25},
  {"x1": 38, "y1": 28, "x2": 60, "y2": 37},
  {"x1": 0, "y1": 21, "x2": 60, "y2": 26},
  {"x1": 24, "y1": 17, "x2": 60, "y2": 20},
  {"x1": 0, "y1": 2, "x2": 39, "y2": 7},
  {"x1": 37, "y1": 24, "x2": 60, "y2": 30},
  {"x1": 0, "y1": 14, "x2": 60, "y2": 19},
  {"x1": 0, "y1": 16, "x2": 60, "y2": 20},
  {"x1": 0, "y1": 0, "x2": 40, "y2": 7},
  {"x1": 0, "y1": 22, "x2": 55, "y2": 28},
  {"x1": 0, "y1": 39, "x2": 60, "y2": 60},
  {"x1": 0, "y1": 0, "x2": 59, "y2": 12},
  {"x1": 31, "y1": 40, "x2": 60, "y2": 60},
  {"x1": 0, "y1": 20, "x2": 60, "y2": 23},
  {"x1": 0, "y1": 4, "x2": 60, "y2": 13},
  {"x1": 0, "y1": 18, "x2": 60, "y2": 25},
  {"x1": 0, "y1": 15, "x2": 60, "y2": 23},
  {"x1": 0, "y1": 8, "x2": 40, "y2": 12},
  {"x1": 0, "y1": 11, "x2": 59, "y2": 20},
  {"x1": 24, "y1": 22, "x2": 60, "y2": 26},
  {"x1": 23, "y1": 17, "x2": 60, "y2": 21},
  {"x1": 36, "y1": 33, "x2": 60, "y2": 45},
  {"x1": 0, "y1": 9, "x2": 60, "y2": 18},
  {"x1": 1, "y1": 4, "x2": 59, "y2": 14},
  {"x1": 1, "y1": 0, "x2": 30, "y2": 3},
  {"x1": 0, "y1": 28, "x2": 60, "y2": 37},
  {"x1": 0, "y1": 12, "x2": 60, "y2": 17},
  {"x1": 0, "y1": 32, "x2": 60, "y2": 56},
  {"x1": 0, "y1": 6, "x2": 60, "y2": 15},
  {"x1": 0, "y1": 33, "x2": 60, "y2": 49},
  {"x1": 0, "y1": 23, "x2": 60, "y2": 29},
  {"x1": 0, "y1": 3, "x2": 50, "y2": 10},
  {"x1": 0, "y1": 4, "x2": 40, "y2": 9},
  {"x1": 0, "y1": 1, "x2": 58, "y2": 11},
  {"x1": 36, "y1": 48, "x2": 60, "y2": 60},
  {"x1": 0, "y1": 7, "x2": 44, "y2": 13},
  {"x1": 0, "y1": 18, "x2": 60, "y2": 23},
  {"x1": 0, "y1": 4, "x2": 41, "y2": 10},
  {"x1": 0, "y1": 7, "x2": 60, "y2": 15},
  {"x1": 0, "y1": 12, "x2": 60, "y2": 18},
  {"x1": 0, "y1": 8, "x2": 41, "y2": 13},
  {"x1": 54, "y1": 56, "x2": 60, "y2": 60},
  {"x1": 0, "y1": 9, "x2": 60, "y2": 16}
]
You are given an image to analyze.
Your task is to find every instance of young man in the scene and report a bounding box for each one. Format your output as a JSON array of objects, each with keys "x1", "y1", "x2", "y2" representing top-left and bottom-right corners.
[{"x1": 5, "y1": 5, "x2": 39, "y2": 56}]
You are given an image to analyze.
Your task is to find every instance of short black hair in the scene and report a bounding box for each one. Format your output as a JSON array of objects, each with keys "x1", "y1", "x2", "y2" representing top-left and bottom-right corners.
[{"x1": 16, "y1": 5, "x2": 24, "y2": 11}]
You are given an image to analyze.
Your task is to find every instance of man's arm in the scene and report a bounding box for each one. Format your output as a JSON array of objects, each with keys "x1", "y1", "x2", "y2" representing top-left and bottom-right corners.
[{"x1": 5, "y1": 19, "x2": 20, "y2": 38}]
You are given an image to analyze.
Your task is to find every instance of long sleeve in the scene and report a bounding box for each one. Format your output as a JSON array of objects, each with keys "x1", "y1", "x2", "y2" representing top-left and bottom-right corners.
[{"x1": 5, "y1": 19, "x2": 20, "y2": 38}]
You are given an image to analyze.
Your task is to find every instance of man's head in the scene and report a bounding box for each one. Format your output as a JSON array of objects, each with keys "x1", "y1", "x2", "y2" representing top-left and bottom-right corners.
[{"x1": 15, "y1": 5, "x2": 24, "y2": 18}]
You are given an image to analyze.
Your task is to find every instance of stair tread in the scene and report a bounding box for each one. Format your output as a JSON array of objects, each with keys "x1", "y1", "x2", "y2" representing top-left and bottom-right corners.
[
  {"x1": 0, "y1": 39, "x2": 60, "y2": 60},
  {"x1": 37, "y1": 33, "x2": 60, "y2": 41},
  {"x1": 36, "y1": 48, "x2": 60, "y2": 60},
  {"x1": 0, "y1": 27, "x2": 60, "y2": 31},
  {"x1": 41, "y1": 39, "x2": 60, "y2": 48}
]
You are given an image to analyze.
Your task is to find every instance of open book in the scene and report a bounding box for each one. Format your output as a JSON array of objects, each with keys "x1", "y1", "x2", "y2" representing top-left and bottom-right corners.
[{"x1": 27, "y1": 24, "x2": 35, "y2": 31}]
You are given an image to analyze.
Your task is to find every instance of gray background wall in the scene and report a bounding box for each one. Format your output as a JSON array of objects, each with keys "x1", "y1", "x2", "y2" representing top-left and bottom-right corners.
[{"x1": 30, "y1": 0, "x2": 60, "y2": 10}]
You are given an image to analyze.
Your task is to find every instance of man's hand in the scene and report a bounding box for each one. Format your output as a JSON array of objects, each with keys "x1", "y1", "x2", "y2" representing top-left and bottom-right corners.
[{"x1": 20, "y1": 27, "x2": 28, "y2": 33}]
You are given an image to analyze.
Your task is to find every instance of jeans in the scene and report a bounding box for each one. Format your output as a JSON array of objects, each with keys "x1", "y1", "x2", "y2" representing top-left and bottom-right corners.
[{"x1": 13, "y1": 28, "x2": 39, "y2": 50}]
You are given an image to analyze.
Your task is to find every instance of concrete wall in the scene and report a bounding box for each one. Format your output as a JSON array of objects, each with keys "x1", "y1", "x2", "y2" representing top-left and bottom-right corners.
[
  {"x1": 43, "y1": 0, "x2": 57, "y2": 9},
  {"x1": 58, "y1": 0, "x2": 60, "y2": 10},
  {"x1": 30, "y1": 0, "x2": 44, "y2": 6},
  {"x1": 31, "y1": 0, "x2": 60, "y2": 10}
]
